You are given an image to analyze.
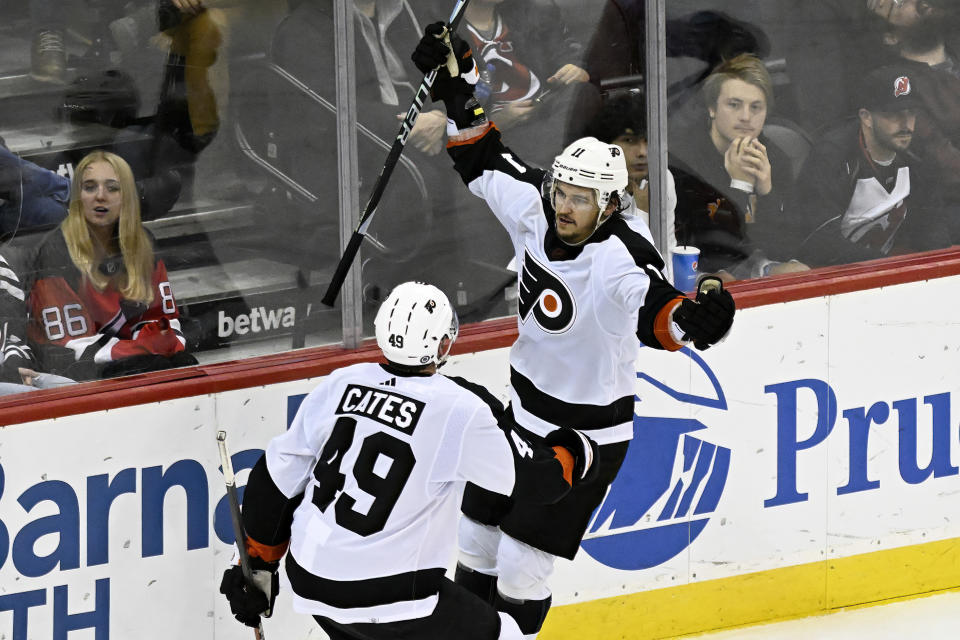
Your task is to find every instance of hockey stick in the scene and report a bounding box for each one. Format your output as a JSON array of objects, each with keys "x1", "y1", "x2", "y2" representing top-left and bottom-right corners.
[
  {"x1": 321, "y1": 0, "x2": 473, "y2": 307},
  {"x1": 216, "y1": 430, "x2": 267, "y2": 640}
]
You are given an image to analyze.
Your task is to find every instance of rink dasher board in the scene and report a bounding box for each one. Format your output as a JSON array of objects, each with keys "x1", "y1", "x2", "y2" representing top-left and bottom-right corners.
[{"x1": 0, "y1": 277, "x2": 959, "y2": 639}]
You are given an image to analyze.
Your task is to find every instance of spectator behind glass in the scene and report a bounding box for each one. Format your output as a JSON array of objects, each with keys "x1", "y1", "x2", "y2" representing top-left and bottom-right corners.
[
  {"x1": 580, "y1": 2, "x2": 769, "y2": 108},
  {"x1": 28, "y1": 0, "x2": 77, "y2": 84},
  {"x1": 868, "y1": 0, "x2": 959, "y2": 67},
  {"x1": 793, "y1": 65, "x2": 950, "y2": 267},
  {"x1": 583, "y1": 90, "x2": 677, "y2": 276},
  {"x1": 1, "y1": 75, "x2": 186, "y2": 239},
  {"x1": 867, "y1": 0, "x2": 960, "y2": 204},
  {"x1": 267, "y1": 0, "x2": 430, "y2": 191},
  {"x1": 670, "y1": 53, "x2": 808, "y2": 281},
  {"x1": 266, "y1": 0, "x2": 512, "y2": 305},
  {"x1": 0, "y1": 252, "x2": 75, "y2": 395},
  {"x1": 27, "y1": 150, "x2": 196, "y2": 381},
  {"x1": 456, "y1": 0, "x2": 590, "y2": 165},
  {"x1": 61, "y1": 66, "x2": 188, "y2": 221},
  {"x1": 785, "y1": 1, "x2": 960, "y2": 147},
  {"x1": 0, "y1": 142, "x2": 71, "y2": 240},
  {"x1": 154, "y1": 0, "x2": 225, "y2": 154},
  {"x1": 76, "y1": 1, "x2": 233, "y2": 206},
  {"x1": 783, "y1": 0, "x2": 888, "y2": 132}
]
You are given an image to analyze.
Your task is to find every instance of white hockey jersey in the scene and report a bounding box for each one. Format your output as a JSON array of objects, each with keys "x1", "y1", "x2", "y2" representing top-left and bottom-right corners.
[
  {"x1": 258, "y1": 362, "x2": 567, "y2": 623},
  {"x1": 450, "y1": 125, "x2": 686, "y2": 444}
]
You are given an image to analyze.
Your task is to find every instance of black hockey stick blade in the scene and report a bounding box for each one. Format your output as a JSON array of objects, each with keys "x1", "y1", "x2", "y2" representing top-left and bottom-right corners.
[{"x1": 321, "y1": 0, "x2": 472, "y2": 307}]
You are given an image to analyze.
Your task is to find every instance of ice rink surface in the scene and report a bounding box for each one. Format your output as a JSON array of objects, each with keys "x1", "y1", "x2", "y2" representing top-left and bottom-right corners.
[{"x1": 683, "y1": 590, "x2": 960, "y2": 639}]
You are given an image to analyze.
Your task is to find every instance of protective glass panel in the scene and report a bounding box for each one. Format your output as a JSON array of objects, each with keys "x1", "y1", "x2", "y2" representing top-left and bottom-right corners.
[
  {"x1": 663, "y1": 0, "x2": 960, "y2": 282},
  {"x1": 3, "y1": 0, "x2": 957, "y2": 400}
]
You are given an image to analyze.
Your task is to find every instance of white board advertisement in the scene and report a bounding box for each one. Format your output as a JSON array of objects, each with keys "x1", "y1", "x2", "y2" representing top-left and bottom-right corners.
[{"x1": 2, "y1": 277, "x2": 959, "y2": 638}]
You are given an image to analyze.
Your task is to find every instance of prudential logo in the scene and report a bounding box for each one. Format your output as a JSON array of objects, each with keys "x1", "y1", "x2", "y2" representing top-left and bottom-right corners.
[{"x1": 581, "y1": 347, "x2": 731, "y2": 570}]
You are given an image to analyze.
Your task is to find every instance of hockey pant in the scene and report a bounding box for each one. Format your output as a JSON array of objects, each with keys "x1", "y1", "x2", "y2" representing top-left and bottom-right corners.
[{"x1": 458, "y1": 516, "x2": 555, "y2": 636}]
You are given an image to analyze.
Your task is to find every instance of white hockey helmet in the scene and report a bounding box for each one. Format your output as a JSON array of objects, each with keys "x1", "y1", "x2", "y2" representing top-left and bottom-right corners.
[
  {"x1": 375, "y1": 281, "x2": 459, "y2": 367},
  {"x1": 548, "y1": 137, "x2": 629, "y2": 212}
]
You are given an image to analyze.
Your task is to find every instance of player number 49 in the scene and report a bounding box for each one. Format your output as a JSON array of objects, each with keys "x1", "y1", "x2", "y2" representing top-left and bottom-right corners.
[{"x1": 388, "y1": 334, "x2": 404, "y2": 348}]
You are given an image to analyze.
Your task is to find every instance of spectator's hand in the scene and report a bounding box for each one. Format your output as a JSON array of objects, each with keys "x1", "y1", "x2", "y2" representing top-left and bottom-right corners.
[
  {"x1": 740, "y1": 138, "x2": 772, "y2": 196},
  {"x1": 547, "y1": 64, "x2": 589, "y2": 85},
  {"x1": 768, "y1": 260, "x2": 810, "y2": 275},
  {"x1": 172, "y1": 0, "x2": 205, "y2": 16},
  {"x1": 632, "y1": 178, "x2": 650, "y2": 213},
  {"x1": 402, "y1": 109, "x2": 446, "y2": 155},
  {"x1": 491, "y1": 100, "x2": 535, "y2": 129},
  {"x1": 724, "y1": 137, "x2": 754, "y2": 185},
  {"x1": 18, "y1": 368, "x2": 39, "y2": 386}
]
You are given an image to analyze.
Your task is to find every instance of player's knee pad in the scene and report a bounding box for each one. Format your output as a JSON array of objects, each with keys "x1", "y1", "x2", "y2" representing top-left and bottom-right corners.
[
  {"x1": 496, "y1": 535, "x2": 555, "y2": 601},
  {"x1": 496, "y1": 610, "x2": 524, "y2": 640},
  {"x1": 494, "y1": 591, "x2": 552, "y2": 636},
  {"x1": 458, "y1": 516, "x2": 501, "y2": 574}
]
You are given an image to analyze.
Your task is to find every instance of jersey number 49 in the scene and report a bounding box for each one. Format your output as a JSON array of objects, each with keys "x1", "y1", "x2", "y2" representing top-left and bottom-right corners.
[{"x1": 311, "y1": 417, "x2": 416, "y2": 536}]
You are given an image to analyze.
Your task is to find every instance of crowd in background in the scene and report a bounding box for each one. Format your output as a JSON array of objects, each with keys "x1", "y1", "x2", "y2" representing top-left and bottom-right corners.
[{"x1": 1, "y1": 0, "x2": 959, "y2": 395}]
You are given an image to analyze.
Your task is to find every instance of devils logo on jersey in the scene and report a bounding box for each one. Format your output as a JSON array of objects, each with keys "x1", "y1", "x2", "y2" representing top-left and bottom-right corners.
[
  {"x1": 465, "y1": 21, "x2": 540, "y2": 103},
  {"x1": 517, "y1": 249, "x2": 576, "y2": 333}
]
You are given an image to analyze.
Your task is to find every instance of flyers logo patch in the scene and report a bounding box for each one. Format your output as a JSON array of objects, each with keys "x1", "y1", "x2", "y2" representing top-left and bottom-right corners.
[
  {"x1": 894, "y1": 76, "x2": 911, "y2": 98},
  {"x1": 518, "y1": 249, "x2": 576, "y2": 333}
]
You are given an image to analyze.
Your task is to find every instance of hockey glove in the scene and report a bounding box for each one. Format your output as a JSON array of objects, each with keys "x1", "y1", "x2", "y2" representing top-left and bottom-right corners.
[
  {"x1": 219, "y1": 555, "x2": 279, "y2": 629},
  {"x1": 673, "y1": 276, "x2": 736, "y2": 350},
  {"x1": 411, "y1": 22, "x2": 487, "y2": 132},
  {"x1": 545, "y1": 427, "x2": 600, "y2": 485}
]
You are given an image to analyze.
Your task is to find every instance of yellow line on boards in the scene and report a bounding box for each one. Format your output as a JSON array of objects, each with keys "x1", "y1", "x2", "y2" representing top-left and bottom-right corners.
[{"x1": 539, "y1": 537, "x2": 960, "y2": 640}]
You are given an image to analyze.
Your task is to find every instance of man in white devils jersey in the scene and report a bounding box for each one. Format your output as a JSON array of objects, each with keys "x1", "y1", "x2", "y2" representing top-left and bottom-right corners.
[
  {"x1": 411, "y1": 24, "x2": 737, "y2": 638},
  {"x1": 219, "y1": 282, "x2": 598, "y2": 639}
]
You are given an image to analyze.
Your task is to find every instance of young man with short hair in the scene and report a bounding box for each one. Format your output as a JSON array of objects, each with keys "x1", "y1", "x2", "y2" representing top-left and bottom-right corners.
[{"x1": 671, "y1": 53, "x2": 807, "y2": 280}]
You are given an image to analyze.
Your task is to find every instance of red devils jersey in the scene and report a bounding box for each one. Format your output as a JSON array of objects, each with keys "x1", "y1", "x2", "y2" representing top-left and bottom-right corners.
[
  {"x1": 465, "y1": 17, "x2": 540, "y2": 104},
  {"x1": 447, "y1": 127, "x2": 686, "y2": 444},
  {"x1": 27, "y1": 229, "x2": 186, "y2": 378}
]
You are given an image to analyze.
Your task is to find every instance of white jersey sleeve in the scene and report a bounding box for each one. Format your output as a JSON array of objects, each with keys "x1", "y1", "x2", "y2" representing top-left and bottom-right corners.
[
  {"x1": 265, "y1": 375, "x2": 338, "y2": 499},
  {"x1": 468, "y1": 164, "x2": 543, "y2": 241},
  {"x1": 454, "y1": 405, "x2": 516, "y2": 496},
  {"x1": 449, "y1": 127, "x2": 547, "y2": 243}
]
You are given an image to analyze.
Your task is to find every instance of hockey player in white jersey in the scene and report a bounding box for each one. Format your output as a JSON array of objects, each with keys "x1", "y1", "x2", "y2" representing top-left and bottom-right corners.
[
  {"x1": 219, "y1": 282, "x2": 598, "y2": 640},
  {"x1": 411, "y1": 24, "x2": 737, "y2": 637}
]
